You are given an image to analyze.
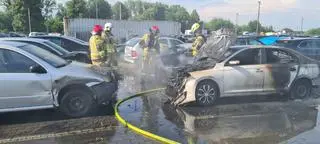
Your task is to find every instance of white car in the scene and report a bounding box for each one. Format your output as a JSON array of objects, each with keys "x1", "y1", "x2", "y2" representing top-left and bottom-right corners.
[{"x1": 124, "y1": 37, "x2": 186, "y2": 66}]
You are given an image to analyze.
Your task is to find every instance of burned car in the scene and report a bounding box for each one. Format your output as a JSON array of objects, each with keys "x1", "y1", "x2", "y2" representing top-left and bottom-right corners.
[
  {"x1": 166, "y1": 32, "x2": 320, "y2": 106},
  {"x1": 0, "y1": 41, "x2": 118, "y2": 117}
]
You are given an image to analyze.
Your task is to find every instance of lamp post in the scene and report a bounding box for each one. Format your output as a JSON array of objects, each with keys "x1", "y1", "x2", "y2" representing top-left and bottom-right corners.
[
  {"x1": 235, "y1": 13, "x2": 239, "y2": 35},
  {"x1": 256, "y1": 0, "x2": 261, "y2": 35}
]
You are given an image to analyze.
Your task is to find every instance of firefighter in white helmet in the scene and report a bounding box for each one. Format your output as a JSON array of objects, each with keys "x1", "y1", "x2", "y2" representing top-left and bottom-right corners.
[{"x1": 102, "y1": 22, "x2": 117, "y2": 67}]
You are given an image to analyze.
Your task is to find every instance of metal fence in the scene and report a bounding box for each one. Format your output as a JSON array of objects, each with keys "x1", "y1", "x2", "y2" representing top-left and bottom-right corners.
[{"x1": 64, "y1": 18, "x2": 181, "y2": 42}]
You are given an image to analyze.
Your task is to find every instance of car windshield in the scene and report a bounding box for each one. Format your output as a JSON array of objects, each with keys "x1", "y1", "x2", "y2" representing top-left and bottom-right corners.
[
  {"x1": 44, "y1": 41, "x2": 69, "y2": 55},
  {"x1": 125, "y1": 38, "x2": 141, "y2": 47},
  {"x1": 19, "y1": 44, "x2": 69, "y2": 68}
]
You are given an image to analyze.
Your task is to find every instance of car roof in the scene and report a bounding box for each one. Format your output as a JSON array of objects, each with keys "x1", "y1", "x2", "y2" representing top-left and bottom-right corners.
[
  {"x1": 278, "y1": 38, "x2": 320, "y2": 41},
  {"x1": 0, "y1": 40, "x2": 29, "y2": 48},
  {"x1": 0, "y1": 37, "x2": 49, "y2": 43}
]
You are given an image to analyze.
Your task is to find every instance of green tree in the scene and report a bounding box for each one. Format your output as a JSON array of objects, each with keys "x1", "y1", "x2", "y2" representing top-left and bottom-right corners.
[
  {"x1": 189, "y1": 9, "x2": 200, "y2": 23},
  {"x1": 166, "y1": 5, "x2": 190, "y2": 32},
  {"x1": 247, "y1": 20, "x2": 261, "y2": 32},
  {"x1": 306, "y1": 28, "x2": 320, "y2": 35},
  {"x1": 124, "y1": 0, "x2": 144, "y2": 18},
  {"x1": 87, "y1": 0, "x2": 112, "y2": 19},
  {"x1": 46, "y1": 17, "x2": 63, "y2": 33},
  {"x1": 56, "y1": 3, "x2": 67, "y2": 20},
  {"x1": 112, "y1": 1, "x2": 130, "y2": 20},
  {"x1": 41, "y1": 0, "x2": 56, "y2": 19},
  {"x1": 205, "y1": 18, "x2": 234, "y2": 31},
  {"x1": 10, "y1": 0, "x2": 27, "y2": 32},
  {"x1": 26, "y1": 0, "x2": 46, "y2": 32},
  {"x1": 0, "y1": 11, "x2": 12, "y2": 32},
  {"x1": 65, "y1": 0, "x2": 87, "y2": 18}
]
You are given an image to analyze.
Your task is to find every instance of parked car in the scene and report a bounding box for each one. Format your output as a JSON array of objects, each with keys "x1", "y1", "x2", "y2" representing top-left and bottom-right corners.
[
  {"x1": 124, "y1": 37, "x2": 186, "y2": 66},
  {"x1": 274, "y1": 38, "x2": 320, "y2": 60},
  {"x1": 29, "y1": 32, "x2": 47, "y2": 37},
  {"x1": 167, "y1": 46, "x2": 320, "y2": 106},
  {"x1": 30, "y1": 35, "x2": 89, "y2": 53},
  {"x1": 235, "y1": 36, "x2": 264, "y2": 45},
  {"x1": 0, "y1": 38, "x2": 90, "y2": 63},
  {"x1": 0, "y1": 41, "x2": 118, "y2": 117}
]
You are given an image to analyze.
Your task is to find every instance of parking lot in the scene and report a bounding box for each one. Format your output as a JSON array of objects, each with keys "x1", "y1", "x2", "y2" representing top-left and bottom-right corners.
[{"x1": 0, "y1": 61, "x2": 319, "y2": 144}]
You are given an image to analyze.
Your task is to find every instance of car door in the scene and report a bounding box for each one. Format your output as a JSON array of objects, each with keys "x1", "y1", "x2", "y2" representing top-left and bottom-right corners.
[
  {"x1": 223, "y1": 48, "x2": 264, "y2": 95},
  {"x1": 263, "y1": 48, "x2": 299, "y2": 92},
  {"x1": 313, "y1": 40, "x2": 320, "y2": 60},
  {"x1": 0, "y1": 49, "x2": 53, "y2": 110}
]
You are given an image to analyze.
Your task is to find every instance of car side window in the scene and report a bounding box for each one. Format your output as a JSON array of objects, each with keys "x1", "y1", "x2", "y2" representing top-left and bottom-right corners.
[
  {"x1": 229, "y1": 49, "x2": 262, "y2": 65},
  {"x1": 3, "y1": 49, "x2": 37, "y2": 73},
  {"x1": 61, "y1": 39, "x2": 76, "y2": 51},
  {"x1": 249, "y1": 39, "x2": 261, "y2": 45},
  {"x1": 0, "y1": 49, "x2": 7, "y2": 72},
  {"x1": 312, "y1": 40, "x2": 320, "y2": 48},
  {"x1": 266, "y1": 49, "x2": 297, "y2": 64},
  {"x1": 298, "y1": 40, "x2": 312, "y2": 49},
  {"x1": 235, "y1": 39, "x2": 247, "y2": 45},
  {"x1": 50, "y1": 38, "x2": 62, "y2": 46},
  {"x1": 25, "y1": 42, "x2": 60, "y2": 56}
]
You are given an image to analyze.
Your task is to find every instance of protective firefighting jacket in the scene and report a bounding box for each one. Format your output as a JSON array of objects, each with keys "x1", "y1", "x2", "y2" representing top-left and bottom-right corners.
[
  {"x1": 102, "y1": 31, "x2": 116, "y2": 54},
  {"x1": 191, "y1": 34, "x2": 206, "y2": 56},
  {"x1": 89, "y1": 35, "x2": 105, "y2": 61}
]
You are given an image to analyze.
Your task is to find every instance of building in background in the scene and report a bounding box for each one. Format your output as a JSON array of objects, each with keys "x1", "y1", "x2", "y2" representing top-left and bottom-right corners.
[{"x1": 63, "y1": 18, "x2": 181, "y2": 43}]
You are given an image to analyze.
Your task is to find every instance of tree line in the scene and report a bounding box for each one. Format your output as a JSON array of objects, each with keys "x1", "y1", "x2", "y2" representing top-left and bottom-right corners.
[{"x1": 0, "y1": 0, "x2": 200, "y2": 34}]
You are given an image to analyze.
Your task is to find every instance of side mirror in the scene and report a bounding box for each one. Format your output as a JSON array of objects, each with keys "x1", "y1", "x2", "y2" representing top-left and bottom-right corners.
[
  {"x1": 228, "y1": 60, "x2": 240, "y2": 65},
  {"x1": 30, "y1": 65, "x2": 47, "y2": 74}
]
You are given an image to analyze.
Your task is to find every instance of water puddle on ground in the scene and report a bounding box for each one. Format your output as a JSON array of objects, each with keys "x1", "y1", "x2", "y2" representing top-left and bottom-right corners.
[{"x1": 118, "y1": 91, "x2": 320, "y2": 144}]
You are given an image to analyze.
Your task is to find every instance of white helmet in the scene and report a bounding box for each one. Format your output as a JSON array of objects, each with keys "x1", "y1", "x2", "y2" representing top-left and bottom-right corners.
[{"x1": 104, "y1": 23, "x2": 112, "y2": 31}]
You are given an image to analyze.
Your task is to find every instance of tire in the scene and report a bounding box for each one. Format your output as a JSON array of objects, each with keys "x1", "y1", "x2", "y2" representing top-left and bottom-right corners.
[
  {"x1": 60, "y1": 89, "x2": 95, "y2": 117},
  {"x1": 195, "y1": 80, "x2": 219, "y2": 106},
  {"x1": 290, "y1": 79, "x2": 312, "y2": 99}
]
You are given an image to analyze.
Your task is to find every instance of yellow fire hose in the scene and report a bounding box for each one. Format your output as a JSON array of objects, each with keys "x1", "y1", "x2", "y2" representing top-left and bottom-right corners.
[{"x1": 114, "y1": 88, "x2": 181, "y2": 144}]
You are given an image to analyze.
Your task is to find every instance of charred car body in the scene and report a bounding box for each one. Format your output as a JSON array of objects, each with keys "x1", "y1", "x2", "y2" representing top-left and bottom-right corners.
[
  {"x1": 0, "y1": 41, "x2": 118, "y2": 117},
  {"x1": 166, "y1": 31, "x2": 320, "y2": 106}
]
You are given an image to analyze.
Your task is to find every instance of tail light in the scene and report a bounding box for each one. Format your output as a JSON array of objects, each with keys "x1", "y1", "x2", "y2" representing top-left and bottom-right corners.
[{"x1": 131, "y1": 50, "x2": 137, "y2": 58}]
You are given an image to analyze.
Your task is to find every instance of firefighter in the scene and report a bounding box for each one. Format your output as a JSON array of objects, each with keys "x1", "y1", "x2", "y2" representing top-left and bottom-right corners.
[
  {"x1": 191, "y1": 23, "x2": 206, "y2": 56},
  {"x1": 139, "y1": 26, "x2": 160, "y2": 75},
  {"x1": 89, "y1": 25, "x2": 105, "y2": 65},
  {"x1": 102, "y1": 22, "x2": 117, "y2": 67},
  {"x1": 141, "y1": 26, "x2": 160, "y2": 63}
]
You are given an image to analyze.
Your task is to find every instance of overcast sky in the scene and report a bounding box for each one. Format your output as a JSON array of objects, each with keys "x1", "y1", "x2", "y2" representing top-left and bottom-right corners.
[{"x1": 57, "y1": 0, "x2": 320, "y2": 30}]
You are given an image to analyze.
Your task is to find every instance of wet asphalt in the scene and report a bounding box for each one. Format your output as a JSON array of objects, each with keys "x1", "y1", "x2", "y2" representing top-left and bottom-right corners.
[{"x1": 1, "y1": 62, "x2": 320, "y2": 144}]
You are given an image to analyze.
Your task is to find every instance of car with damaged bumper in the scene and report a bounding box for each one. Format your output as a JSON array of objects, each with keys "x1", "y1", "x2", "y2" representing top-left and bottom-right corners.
[
  {"x1": 0, "y1": 41, "x2": 118, "y2": 117},
  {"x1": 166, "y1": 34, "x2": 320, "y2": 106}
]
